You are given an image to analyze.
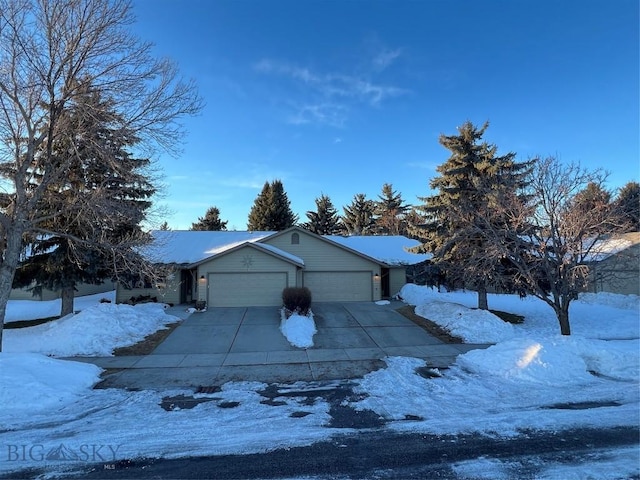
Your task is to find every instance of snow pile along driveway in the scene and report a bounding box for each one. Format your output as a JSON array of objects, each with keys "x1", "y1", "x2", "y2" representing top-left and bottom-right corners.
[
  {"x1": 280, "y1": 309, "x2": 316, "y2": 348},
  {"x1": 415, "y1": 300, "x2": 515, "y2": 343},
  {"x1": 3, "y1": 302, "x2": 179, "y2": 356}
]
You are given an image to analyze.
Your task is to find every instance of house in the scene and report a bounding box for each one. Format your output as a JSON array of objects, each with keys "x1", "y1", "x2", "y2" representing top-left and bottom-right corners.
[
  {"x1": 116, "y1": 226, "x2": 431, "y2": 307},
  {"x1": 10, "y1": 281, "x2": 117, "y2": 301},
  {"x1": 586, "y1": 232, "x2": 640, "y2": 296}
]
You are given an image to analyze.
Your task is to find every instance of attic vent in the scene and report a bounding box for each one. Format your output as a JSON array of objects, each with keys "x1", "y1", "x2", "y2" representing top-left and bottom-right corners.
[{"x1": 291, "y1": 233, "x2": 300, "y2": 245}]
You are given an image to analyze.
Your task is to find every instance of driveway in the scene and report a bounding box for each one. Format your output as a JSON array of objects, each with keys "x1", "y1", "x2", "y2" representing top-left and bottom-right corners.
[{"x1": 90, "y1": 301, "x2": 490, "y2": 389}]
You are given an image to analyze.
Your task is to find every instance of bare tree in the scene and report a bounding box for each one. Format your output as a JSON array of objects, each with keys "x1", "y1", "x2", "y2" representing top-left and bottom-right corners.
[
  {"x1": 0, "y1": 0, "x2": 202, "y2": 349},
  {"x1": 480, "y1": 157, "x2": 626, "y2": 335}
]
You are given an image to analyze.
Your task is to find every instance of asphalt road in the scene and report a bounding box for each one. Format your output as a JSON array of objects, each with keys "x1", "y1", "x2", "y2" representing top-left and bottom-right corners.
[{"x1": 7, "y1": 426, "x2": 638, "y2": 479}]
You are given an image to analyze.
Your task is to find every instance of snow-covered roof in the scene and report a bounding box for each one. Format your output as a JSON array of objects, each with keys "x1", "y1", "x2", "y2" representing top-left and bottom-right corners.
[
  {"x1": 254, "y1": 242, "x2": 304, "y2": 266},
  {"x1": 583, "y1": 232, "x2": 640, "y2": 263},
  {"x1": 327, "y1": 235, "x2": 431, "y2": 266},
  {"x1": 144, "y1": 230, "x2": 275, "y2": 265},
  {"x1": 144, "y1": 230, "x2": 430, "y2": 267}
]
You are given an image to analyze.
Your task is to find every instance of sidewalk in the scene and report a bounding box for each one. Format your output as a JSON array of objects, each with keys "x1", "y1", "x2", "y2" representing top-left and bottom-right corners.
[{"x1": 73, "y1": 301, "x2": 490, "y2": 389}]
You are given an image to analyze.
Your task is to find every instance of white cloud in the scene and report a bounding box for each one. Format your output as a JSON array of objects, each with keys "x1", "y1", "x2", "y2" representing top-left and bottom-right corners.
[
  {"x1": 254, "y1": 48, "x2": 408, "y2": 126},
  {"x1": 372, "y1": 47, "x2": 402, "y2": 72},
  {"x1": 287, "y1": 103, "x2": 348, "y2": 128}
]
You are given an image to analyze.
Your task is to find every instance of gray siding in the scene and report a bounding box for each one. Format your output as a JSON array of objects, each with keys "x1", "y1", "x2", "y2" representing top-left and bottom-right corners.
[
  {"x1": 197, "y1": 245, "x2": 298, "y2": 306},
  {"x1": 389, "y1": 267, "x2": 407, "y2": 297},
  {"x1": 116, "y1": 276, "x2": 181, "y2": 305},
  {"x1": 265, "y1": 231, "x2": 380, "y2": 272}
]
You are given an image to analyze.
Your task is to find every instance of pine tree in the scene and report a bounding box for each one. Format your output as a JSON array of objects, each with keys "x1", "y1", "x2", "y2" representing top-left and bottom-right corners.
[
  {"x1": 342, "y1": 193, "x2": 375, "y2": 235},
  {"x1": 247, "y1": 180, "x2": 298, "y2": 231},
  {"x1": 616, "y1": 181, "x2": 640, "y2": 232},
  {"x1": 190, "y1": 206, "x2": 228, "y2": 231},
  {"x1": 408, "y1": 121, "x2": 533, "y2": 310},
  {"x1": 13, "y1": 83, "x2": 155, "y2": 316},
  {"x1": 159, "y1": 221, "x2": 170, "y2": 231},
  {"x1": 303, "y1": 194, "x2": 344, "y2": 235},
  {"x1": 374, "y1": 183, "x2": 410, "y2": 235}
]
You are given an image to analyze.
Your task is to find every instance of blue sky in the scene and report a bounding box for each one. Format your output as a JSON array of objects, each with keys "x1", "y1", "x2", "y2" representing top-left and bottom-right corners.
[{"x1": 131, "y1": 0, "x2": 639, "y2": 231}]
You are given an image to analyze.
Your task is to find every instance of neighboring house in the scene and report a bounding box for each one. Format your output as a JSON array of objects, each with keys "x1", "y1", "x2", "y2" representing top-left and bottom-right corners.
[
  {"x1": 586, "y1": 232, "x2": 640, "y2": 296},
  {"x1": 9, "y1": 281, "x2": 117, "y2": 301},
  {"x1": 117, "y1": 226, "x2": 430, "y2": 307}
]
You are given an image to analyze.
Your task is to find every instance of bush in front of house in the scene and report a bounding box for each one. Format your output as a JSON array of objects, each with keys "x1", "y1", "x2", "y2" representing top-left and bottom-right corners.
[{"x1": 282, "y1": 287, "x2": 312, "y2": 317}]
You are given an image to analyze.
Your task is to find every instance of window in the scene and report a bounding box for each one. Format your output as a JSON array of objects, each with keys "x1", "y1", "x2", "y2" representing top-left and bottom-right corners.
[{"x1": 291, "y1": 232, "x2": 300, "y2": 244}]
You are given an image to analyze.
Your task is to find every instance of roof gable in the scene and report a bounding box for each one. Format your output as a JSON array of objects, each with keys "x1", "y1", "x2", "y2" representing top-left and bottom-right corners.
[{"x1": 192, "y1": 241, "x2": 304, "y2": 267}]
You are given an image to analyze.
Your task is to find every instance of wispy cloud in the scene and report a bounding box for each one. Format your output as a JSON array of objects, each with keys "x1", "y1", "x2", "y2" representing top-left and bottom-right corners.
[
  {"x1": 254, "y1": 46, "x2": 408, "y2": 127},
  {"x1": 372, "y1": 48, "x2": 402, "y2": 72},
  {"x1": 288, "y1": 103, "x2": 348, "y2": 128}
]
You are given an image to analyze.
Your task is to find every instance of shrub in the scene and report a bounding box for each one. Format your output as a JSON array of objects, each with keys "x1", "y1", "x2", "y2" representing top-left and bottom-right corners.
[{"x1": 282, "y1": 287, "x2": 312, "y2": 316}]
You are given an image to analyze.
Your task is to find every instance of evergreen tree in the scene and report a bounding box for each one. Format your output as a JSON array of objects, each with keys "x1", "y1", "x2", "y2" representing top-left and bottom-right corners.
[
  {"x1": 247, "y1": 179, "x2": 298, "y2": 231},
  {"x1": 616, "y1": 181, "x2": 640, "y2": 232},
  {"x1": 13, "y1": 83, "x2": 155, "y2": 316},
  {"x1": 374, "y1": 183, "x2": 410, "y2": 235},
  {"x1": 159, "y1": 221, "x2": 170, "y2": 231},
  {"x1": 190, "y1": 206, "x2": 228, "y2": 231},
  {"x1": 408, "y1": 121, "x2": 533, "y2": 310},
  {"x1": 303, "y1": 194, "x2": 344, "y2": 235},
  {"x1": 342, "y1": 193, "x2": 375, "y2": 235}
]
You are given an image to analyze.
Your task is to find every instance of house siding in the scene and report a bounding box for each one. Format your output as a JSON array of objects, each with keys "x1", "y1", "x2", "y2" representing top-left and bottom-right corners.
[
  {"x1": 265, "y1": 231, "x2": 382, "y2": 302},
  {"x1": 11, "y1": 281, "x2": 117, "y2": 302},
  {"x1": 265, "y1": 231, "x2": 380, "y2": 272},
  {"x1": 197, "y1": 245, "x2": 299, "y2": 306},
  {"x1": 116, "y1": 276, "x2": 181, "y2": 305},
  {"x1": 588, "y1": 242, "x2": 640, "y2": 296},
  {"x1": 389, "y1": 267, "x2": 407, "y2": 297}
]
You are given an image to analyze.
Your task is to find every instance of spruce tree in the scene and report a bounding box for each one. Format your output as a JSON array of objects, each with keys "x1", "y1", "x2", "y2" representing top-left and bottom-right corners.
[
  {"x1": 191, "y1": 206, "x2": 228, "y2": 231},
  {"x1": 303, "y1": 194, "x2": 344, "y2": 235},
  {"x1": 374, "y1": 183, "x2": 410, "y2": 235},
  {"x1": 408, "y1": 121, "x2": 533, "y2": 310},
  {"x1": 342, "y1": 193, "x2": 375, "y2": 235},
  {"x1": 247, "y1": 180, "x2": 298, "y2": 231},
  {"x1": 13, "y1": 83, "x2": 155, "y2": 316},
  {"x1": 616, "y1": 181, "x2": 640, "y2": 232}
]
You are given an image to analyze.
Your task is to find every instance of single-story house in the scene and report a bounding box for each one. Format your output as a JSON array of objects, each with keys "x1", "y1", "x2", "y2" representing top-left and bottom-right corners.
[
  {"x1": 10, "y1": 281, "x2": 117, "y2": 301},
  {"x1": 586, "y1": 232, "x2": 640, "y2": 296},
  {"x1": 117, "y1": 226, "x2": 431, "y2": 307}
]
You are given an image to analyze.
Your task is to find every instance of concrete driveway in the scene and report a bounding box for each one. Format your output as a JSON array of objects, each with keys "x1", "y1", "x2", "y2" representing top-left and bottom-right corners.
[{"x1": 90, "y1": 301, "x2": 489, "y2": 389}]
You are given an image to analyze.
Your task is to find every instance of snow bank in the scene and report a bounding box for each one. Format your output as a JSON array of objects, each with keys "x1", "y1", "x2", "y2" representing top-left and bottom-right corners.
[
  {"x1": 578, "y1": 292, "x2": 640, "y2": 311},
  {"x1": 3, "y1": 302, "x2": 178, "y2": 356},
  {"x1": 280, "y1": 309, "x2": 317, "y2": 348},
  {"x1": 455, "y1": 337, "x2": 595, "y2": 385},
  {"x1": 0, "y1": 353, "x2": 102, "y2": 415},
  {"x1": 416, "y1": 301, "x2": 515, "y2": 343}
]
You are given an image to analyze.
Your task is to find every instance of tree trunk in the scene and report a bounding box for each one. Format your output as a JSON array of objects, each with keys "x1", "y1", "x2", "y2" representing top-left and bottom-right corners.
[
  {"x1": 0, "y1": 224, "x2": 27, "y2": 352},
  {"x1": 60, "y1": 283, "x2": 75, "y2": 317},
  {"x1": 557, "y1": 307, "x2": 571, "y2": 335},
  {"x1": 477, "y1": 284, "x2": 488, "y2": 310}
]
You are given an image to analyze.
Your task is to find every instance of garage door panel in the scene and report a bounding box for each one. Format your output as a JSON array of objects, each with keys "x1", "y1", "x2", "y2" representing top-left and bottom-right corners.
[
  {"x1": 304, "y1": 271, "x2": 371, "y2": 302},
  {"x1": 209, "y1": 272, "x2": 286, "y2": 307}
]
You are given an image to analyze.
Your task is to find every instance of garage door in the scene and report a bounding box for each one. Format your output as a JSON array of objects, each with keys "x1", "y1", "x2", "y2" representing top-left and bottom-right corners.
[
  {"x1": 208, "y1": 272, "x2": 287, "y2": 307},
  {"x1": 303, "y1": 271, "x2": 372, "y2": 302}
]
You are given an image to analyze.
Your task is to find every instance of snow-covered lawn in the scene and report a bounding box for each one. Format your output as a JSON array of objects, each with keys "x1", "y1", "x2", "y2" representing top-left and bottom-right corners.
[
  {"x1": 0, "y1": 286, "x2": 638, "y2": 477},
  {"x1": 3, "y1": 301, "x2": 178, "y2": 356}
]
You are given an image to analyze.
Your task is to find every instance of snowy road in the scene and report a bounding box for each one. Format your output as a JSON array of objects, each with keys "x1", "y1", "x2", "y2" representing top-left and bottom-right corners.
[{"x1": 28, "y1": 426, "x2": 638, "y2": 479}]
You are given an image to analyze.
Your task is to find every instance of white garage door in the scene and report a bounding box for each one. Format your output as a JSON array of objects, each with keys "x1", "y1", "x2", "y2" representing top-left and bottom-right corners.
[
  {"x1": 208, "y1": 272, "x2": 287, "y2": 307},
  {"x1": 303, "y1": 271, "x2": 372, "y2": 302}
]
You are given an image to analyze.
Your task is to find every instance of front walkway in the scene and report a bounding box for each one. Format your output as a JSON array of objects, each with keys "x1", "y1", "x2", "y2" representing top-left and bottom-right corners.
[{"x1": 74, "y1": 301, "x2": 490, "y2": 389}]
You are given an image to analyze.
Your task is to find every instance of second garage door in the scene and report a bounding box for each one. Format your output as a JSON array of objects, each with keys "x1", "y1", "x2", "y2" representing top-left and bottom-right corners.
[
  {"x1": 208, "y1": 272, "x2": 287, "y2": 307},
  {"x1": 303, "y1": 271, "x2": 372, "y2": 302}
]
